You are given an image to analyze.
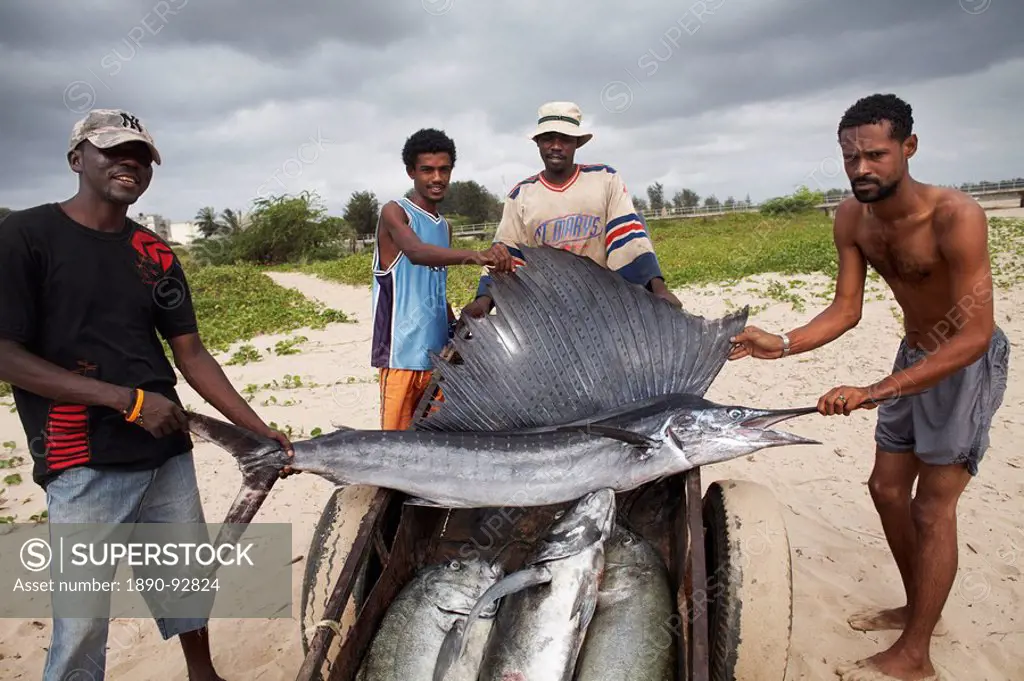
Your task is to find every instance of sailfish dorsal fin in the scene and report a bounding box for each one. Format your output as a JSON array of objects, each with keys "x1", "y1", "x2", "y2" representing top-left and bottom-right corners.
[{"x1": 414, "y1": 245, "x2": 748, "y2": 432}]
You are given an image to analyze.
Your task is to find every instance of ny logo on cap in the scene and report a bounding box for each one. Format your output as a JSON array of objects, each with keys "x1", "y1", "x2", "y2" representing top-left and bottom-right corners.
[{"x1": 120, "y1": 112, "x2": 143, "y2": 132}]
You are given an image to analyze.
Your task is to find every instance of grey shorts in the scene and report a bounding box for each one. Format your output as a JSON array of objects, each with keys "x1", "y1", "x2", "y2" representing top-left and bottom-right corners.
[{"x1": 874, "y1": 327, "x2": 1010, "y2": 475}]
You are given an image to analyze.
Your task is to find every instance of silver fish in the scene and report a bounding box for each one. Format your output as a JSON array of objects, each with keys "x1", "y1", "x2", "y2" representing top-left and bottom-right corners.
[
  {"x1": 187, "y1": 394, "x2": 818, "y2": 526},
  {"x1": 574, "y1": 523, "x2": 676, "y2": 681},
  {"x1": 185, "y1": 245, "x2": 820, "y2": 542},
  {"x1": 435, "y1": 488, "x2": 618, "y2": 681},
  {"x1": 356, "y1": 557, "x2": 503, "y2": 681}
]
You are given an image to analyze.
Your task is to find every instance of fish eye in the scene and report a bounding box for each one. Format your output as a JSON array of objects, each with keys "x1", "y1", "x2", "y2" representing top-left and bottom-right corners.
[
  {"x1": 448, "y1": 560, "x2": 461, "y2": 570},
  {"x1": 728, "y1": 408, "x2": 743, "y2": 420}
]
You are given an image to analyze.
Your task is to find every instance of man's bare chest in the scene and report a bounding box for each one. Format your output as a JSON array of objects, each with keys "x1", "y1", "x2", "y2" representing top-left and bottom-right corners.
[{"x1": 857, "y1": 221, "x2": 943, "y2": 284}]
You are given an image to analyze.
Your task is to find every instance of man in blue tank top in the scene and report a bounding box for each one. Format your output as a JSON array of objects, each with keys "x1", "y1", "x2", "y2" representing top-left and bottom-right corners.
[{"x1": 371, "y1": 128, "x2": 513, "y2": 430}]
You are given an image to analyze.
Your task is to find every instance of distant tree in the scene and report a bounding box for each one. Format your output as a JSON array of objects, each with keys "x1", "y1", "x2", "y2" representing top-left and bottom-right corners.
[
  {"x1": 632, "y1": 195, "x2": 648, "y2": 212},
  {"x1": 343, "y1": 191, "x2": 380, "y2": 237},
  {"x1": 672, "y1": 189, "x2": 700, "y2": 209},
  {"x1": 323, "y1": 215, "x2": 359, "y2": 254},
  {"x1": 194, "y1": 206, "x2": 221, "y2": 238},
  {"x1": 219, "y1": 208, "x2": 246, "y2": 234},
  {"x1": 647, "y1": 182, "x2": 665, "y2": 212},
  {"x1": 235, "y1": 191, "x2": 337, "y2": 264},
  {"x1": 744, "y1": 193, "x2": 753, "y2": 207},
  {"x1": 723, "y1": 196, "x2": 736, "y2": 208},
  {"x1": 703, "y1": 194, "x2": 720, "y2": 208},
  {"x1": 439, "y1": 180, "x2": 502, "y2": 223},
  {"x1": 190, "y1": 191, "x2": 338, "y2": 265}
]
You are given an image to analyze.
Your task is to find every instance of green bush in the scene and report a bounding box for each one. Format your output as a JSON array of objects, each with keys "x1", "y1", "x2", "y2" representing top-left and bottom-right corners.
[
  {"x1": 178, "y1": 262, "x2": 348, "y2": 354},
  {"x1": 759, "y1": 185, "x2": 825, "y2": 216},
  {"x1": 190, "y1": 192, "x2": 351, "y2": 267}
]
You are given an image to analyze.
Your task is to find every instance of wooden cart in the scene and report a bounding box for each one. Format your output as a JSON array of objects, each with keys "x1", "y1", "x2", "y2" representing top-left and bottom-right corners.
[{"x1": 294, "y1": 339, "x2": 795, "y2": 681}]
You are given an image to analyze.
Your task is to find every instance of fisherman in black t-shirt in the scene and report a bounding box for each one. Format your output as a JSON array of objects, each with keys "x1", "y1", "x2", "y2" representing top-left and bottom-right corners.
[{"x1": 0, "y1": 109, "x2": 293, "y2": 681}]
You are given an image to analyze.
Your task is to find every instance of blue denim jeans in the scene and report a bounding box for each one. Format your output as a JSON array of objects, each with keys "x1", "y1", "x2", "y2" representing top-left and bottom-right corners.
[{"x1": 42, "y1": 451, "x2": 209, "y2": 681}]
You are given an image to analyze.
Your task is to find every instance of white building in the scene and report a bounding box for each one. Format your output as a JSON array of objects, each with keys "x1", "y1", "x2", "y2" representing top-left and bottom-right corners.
[
  {"x1": 135, "y1": 213, "x2": 171, "y2": 241},
  {"x1": 169, "y1": 221, "x2": 200, "y2": 245}
]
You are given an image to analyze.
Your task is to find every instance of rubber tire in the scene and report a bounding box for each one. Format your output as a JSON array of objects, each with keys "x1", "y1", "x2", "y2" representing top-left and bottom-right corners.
[
  {"x1": 300, "y1": 486, "x2": 378, "y2": 654},
  {"x1": 702, "y1": 479, "x2": 793, "y2": 681}
]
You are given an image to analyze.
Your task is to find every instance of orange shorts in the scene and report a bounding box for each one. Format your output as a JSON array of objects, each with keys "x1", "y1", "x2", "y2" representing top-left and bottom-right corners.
[{"x1": 378, "y1": 368, "x2": 444, "y2": 431}]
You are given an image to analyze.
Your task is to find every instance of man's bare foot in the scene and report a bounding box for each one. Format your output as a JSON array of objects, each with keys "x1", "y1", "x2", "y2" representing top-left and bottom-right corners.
[
  {"x1": 835, "y1": 647, "x2": 940, "y2": 681},
  {"x1": 847, "y1": 606, "x2": 947, "y2": 636}
]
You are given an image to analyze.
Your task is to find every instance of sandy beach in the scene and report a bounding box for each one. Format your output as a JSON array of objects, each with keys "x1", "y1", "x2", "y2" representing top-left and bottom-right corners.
[{"x1": 1, "y1": 267, "x2": 1021, "y2": 681}]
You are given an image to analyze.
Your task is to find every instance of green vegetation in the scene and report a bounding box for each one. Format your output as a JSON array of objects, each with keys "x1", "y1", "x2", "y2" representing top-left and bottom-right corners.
[
  {"x1": 296, "y1": 210, "x2": 841, "y2": 307},
  {"x1": 758, "y1": 185, "x2": 826, "y2": 216},
  {"x1": 646, "y1": 210, "x2": 839, "y2": 285},
  {"x1": 287, "y1": 200, "x2": 1024, "y2": 312},
  {"x1": 226, "y1": 344, "x2": 263, "y2": 366},
  {"x1": 298, "y1": 236, "x2": 495, "y2": 308},
  {"x1": 174, "y1": 261, "x2": 348, "y2": 355},
  {"x1": 988, "y1": 217, "x2": 1024, "y2": 287},
  {"x1": 189, "y1": 191, "x2": 351, "y2": 266}
]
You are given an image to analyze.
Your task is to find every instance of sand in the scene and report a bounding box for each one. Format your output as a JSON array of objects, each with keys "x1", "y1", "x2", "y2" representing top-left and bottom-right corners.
[{"x1": 1, "y1": 267, "x2": 1021, "y2": 681}]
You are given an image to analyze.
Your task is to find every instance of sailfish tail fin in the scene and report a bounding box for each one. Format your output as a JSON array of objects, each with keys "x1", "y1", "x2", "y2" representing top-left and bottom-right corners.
[{"x1": 185, "y1": 411, "x2": 291, "y2": 546}]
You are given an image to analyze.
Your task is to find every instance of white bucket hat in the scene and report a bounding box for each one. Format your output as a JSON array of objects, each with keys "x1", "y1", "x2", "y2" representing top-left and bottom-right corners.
[{"x1": 530, "y1": 101, "x2": 593, "y2": 147}]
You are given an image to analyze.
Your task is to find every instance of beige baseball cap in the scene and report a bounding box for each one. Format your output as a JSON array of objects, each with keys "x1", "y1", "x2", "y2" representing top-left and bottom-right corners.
[
  {"x1": 68, "y1": 108, "x2": 162, "y2": 165},
  {"x1": 530, "y1": 101, "x2": 593, "y2": 147}
]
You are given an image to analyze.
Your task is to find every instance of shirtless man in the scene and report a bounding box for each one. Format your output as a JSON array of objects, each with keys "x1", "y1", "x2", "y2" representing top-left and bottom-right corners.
[{"x1": 728, "y1": 93, "x2": 1010, "y2": 681}]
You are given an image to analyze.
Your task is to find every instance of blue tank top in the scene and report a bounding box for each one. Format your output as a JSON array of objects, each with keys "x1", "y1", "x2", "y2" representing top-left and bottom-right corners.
[{"x1": 370, "y1": 197, "x2": 451, "y2": 370}]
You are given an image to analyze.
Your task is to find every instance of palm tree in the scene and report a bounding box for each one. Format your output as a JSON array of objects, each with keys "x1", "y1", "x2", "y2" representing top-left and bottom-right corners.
[
  {"x1": 194, "y1": 207, "x2": 220, "y2": 238},
  {"x1": 219, "y1": 208, "x2": 246, "y2": 234}
]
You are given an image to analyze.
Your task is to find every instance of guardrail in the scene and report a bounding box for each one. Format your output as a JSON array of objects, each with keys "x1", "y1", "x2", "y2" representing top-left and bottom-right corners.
[{"x1": 450, "y1": 179, "x2": 1024, "y2": 237}]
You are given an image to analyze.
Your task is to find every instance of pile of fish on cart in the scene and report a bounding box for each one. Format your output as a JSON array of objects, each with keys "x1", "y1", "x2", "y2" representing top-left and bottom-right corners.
[{"x1": 188, "y1": 245, "x2": 820, "y2": 681}]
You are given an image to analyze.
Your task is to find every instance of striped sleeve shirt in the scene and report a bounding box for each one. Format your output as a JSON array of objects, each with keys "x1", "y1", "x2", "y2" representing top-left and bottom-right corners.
[{"x1": 475, "y1": 163, "x2": 663, "y2": 298}]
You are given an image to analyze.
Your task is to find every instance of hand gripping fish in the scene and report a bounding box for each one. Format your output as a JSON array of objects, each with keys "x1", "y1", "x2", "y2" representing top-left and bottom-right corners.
[
  {"x1": 187, "y1": 245, "x2": 820, "y2": 539},
  {"x1": 433, "y1": 488, "x2": 618, "y2": 681}
]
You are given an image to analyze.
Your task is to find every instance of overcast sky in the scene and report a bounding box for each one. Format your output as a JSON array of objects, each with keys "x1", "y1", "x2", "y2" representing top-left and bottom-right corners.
[{"x1": 1, "y1": 0, "x2": 1021, "y2": 221}]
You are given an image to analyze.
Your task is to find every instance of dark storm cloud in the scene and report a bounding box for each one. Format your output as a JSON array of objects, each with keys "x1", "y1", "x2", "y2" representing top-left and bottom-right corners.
[
  {"x1": 307, "y1": 0, "x2": 1024, "y2": 135},
  {"x1": 0, "y1": 0, "x2": 1020, "y2": 218},
  {"x1": 481, "y1": 0, "x2": 1024, "y2": 128},
  {"x1": 0, "y1": 0, "x2": 416, "y2": 57}
]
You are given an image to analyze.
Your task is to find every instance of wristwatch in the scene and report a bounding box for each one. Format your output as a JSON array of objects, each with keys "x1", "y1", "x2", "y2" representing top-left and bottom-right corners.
[{"x1": 779, "y1": 333, "x2": 791, "y2": 358}]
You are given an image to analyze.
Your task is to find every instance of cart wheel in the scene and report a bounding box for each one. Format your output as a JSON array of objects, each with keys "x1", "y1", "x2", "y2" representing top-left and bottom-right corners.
[
  {"x1": 702, "y1": 479, "x2": 793, "y2": 681},
  {"x1": 300, "y1": 486, "x2": 378, "y2": 654}
]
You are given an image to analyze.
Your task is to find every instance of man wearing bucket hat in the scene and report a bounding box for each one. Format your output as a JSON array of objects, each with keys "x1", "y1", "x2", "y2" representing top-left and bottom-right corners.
[
  {"x1": 461, "y1": 101, "x2": 681, "y2": 318},
  {"x1": 0, "y1": 108, "x2": 290, "y2": 680}
]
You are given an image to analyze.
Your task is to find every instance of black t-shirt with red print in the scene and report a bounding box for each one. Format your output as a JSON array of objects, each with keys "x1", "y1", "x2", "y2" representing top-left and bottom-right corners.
[{"x1": 0, "y1": 203, "x2": 196, "y2": 488}]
